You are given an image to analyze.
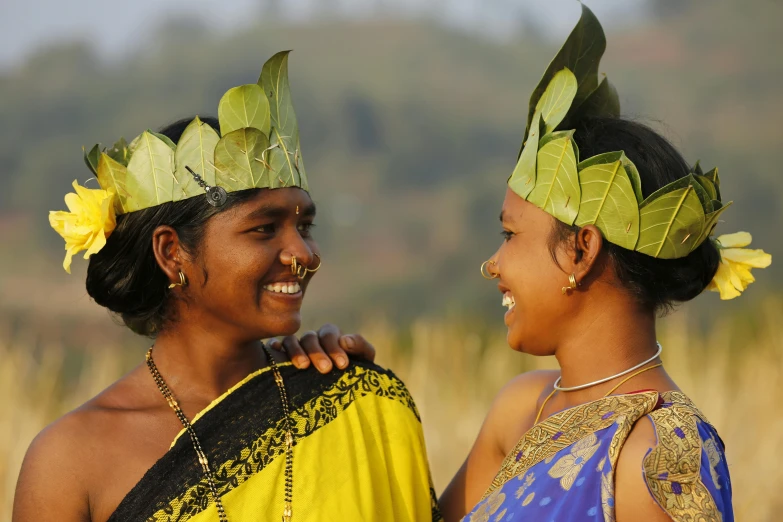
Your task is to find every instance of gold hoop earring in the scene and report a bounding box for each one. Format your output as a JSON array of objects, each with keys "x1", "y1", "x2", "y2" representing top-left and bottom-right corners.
[
  {"x1": 480, "y1": 260, "x2": 498, "y2": 280},
  {"x1": 561, "y1": 273, "x2": 578, "y2": 294},
  {"x1": 168, "y1": 271, "x2": 188, "y2": 289}
]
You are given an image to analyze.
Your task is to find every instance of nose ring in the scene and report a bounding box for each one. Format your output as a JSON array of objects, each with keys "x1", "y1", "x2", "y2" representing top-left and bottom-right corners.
[
  {"x1": 480, "y1": 260, "x2": 498, "y2": 280},
  {"x1": 291, "y1": 254, "x2": 322, "y2": 280}
]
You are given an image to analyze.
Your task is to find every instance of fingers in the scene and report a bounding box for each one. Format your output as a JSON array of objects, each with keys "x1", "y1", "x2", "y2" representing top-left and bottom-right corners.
[
  {"x1": 300, "y1": 331, "x2": 335, "y2": 374},
  {"x1": 279, "y1": 336, "x2": 311, "y2": 369},
  {"x1": 339, "y1": 334, "x2": 376, "y2": 362},
  {"x1": 317, "y1": 324, "x2": 349, "y2": 370}
]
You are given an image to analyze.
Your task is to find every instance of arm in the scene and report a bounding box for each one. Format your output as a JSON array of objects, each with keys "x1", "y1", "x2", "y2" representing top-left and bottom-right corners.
[
  {"x1": 13, "y1": 419, "x2": 91, "y2": 521},
  {"x1": 439, "y1": 370, "x2": 558, "y2": 522},
  {"x1": 614, "y1": 417, "x2": 672, "y2": 522}
]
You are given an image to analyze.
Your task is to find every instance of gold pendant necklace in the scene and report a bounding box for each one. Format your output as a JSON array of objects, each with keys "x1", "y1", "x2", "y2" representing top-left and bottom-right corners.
[{"x1": 146, "y1": 345, "x2": 294, "y2": 522}]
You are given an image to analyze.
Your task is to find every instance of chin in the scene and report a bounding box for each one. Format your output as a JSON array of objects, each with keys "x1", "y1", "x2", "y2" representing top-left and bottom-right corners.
[
  {"x1": 506, "y1": 327, "x2": 551, "y2": 357},
  {"x1": 268, "y1": 314, "x2": 302, "y2": 337}
]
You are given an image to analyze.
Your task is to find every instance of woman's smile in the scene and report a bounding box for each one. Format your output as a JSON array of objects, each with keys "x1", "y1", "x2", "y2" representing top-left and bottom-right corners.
[{"x1": 262, "y1": 280, "x2": 304, "y2": 303}]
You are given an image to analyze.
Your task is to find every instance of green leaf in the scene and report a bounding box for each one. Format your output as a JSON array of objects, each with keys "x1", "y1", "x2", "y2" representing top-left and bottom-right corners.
[
  {"x1": 97, "y1": 153, "x2": 129, "y2": 214},
  {"x1": 691, "y1": 161, "x2": 704, "y2": 176},
  {"x1": 695, "y1": 200, "x2": 733, "y2": 248},
  {"x1": 83, "y1": 144, "x2": 100, "y2": 176},
  {"x1": 508, "y1": 111, "x2": 542, "y2": 199},
  {"x1": 535, "y1": 68, "x2": 578, "y2": 134},
  {"x1": 259, "y1": 50, "x2": 307, "y2": 189},
  {"x1": 539, "y1": 130, "x2": 579, "y2": 163},
  {"x1": 637, "y1": 185, "x2": 706, "y2": 259},
  {"x1": 218, "y1": 84, "x2": 271, "y2": 137},
  {"x1": 125, "y1": 131, "x2": 176, "y2": 212},
  {"x1": 703, "y1": 167, "x2": 721, "y2": 201},
  {"x1": 150, "y1": 131, "x2": 177, "y2": 151},
  {"x1": 174, "y1": 116, "x2": 221, "y2": 201},
  {"x1": 528, "y1": 134, "x2": 581, "y2": 225},
  {"x1": 525, "y1": 4, "x2": 606, "y2": 140},
  {"x1": 693, "y1": 174, "x2": 717, "y2": 206},
  {"x1": 575, "y1": 158, "x2": 640, "y2": 250},
  {"x1": 567, "y1": 75, "x2": 620, "y2": 123},
  {"x1": 213, "y1": 128, "x2": 271, "y2": 192},
  {"x1": 643, "y1": 174, "x2": 710, "y2": 212},
  {"x1": 106, "y1": 138, "x2": 130, "y2": 166},
  {"x1": 578, "y1": 151, "x2": 643, "y2": 203}
]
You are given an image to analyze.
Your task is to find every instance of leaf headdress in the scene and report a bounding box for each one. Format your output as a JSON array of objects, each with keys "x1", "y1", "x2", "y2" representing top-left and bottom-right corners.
[
  {"x1": 507, "y1": 5, "x2": 770, "y2": 298},
  {"x1": 50, "y1": 51, "x2": 309, "y2": 272}
]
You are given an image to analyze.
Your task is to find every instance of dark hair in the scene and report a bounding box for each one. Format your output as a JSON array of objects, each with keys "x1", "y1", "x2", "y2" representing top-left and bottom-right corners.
[
  {"x1": 86, "y1": 116, "x2": 259, "y2": 336},
  {"x1": 549, "y1": 117, "x2": 721, "y2": 314}
]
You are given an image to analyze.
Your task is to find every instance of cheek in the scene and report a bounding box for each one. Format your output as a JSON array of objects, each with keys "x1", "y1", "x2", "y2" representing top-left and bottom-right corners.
[
  {"x1": 503, "y1": 243, "x2": 559, "y2": 300},
  {"x1": 201, "y1": 239, "x2": 277, "y2": 297}
]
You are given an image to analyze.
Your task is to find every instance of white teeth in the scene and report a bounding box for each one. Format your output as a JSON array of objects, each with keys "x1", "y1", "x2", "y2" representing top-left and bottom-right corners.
[
  {"x1": 264, "y1": 282, "x2": 301, "y2": 294},
  {"x1": 502, "y1": 293, "x2": 516, "y2": 310}
]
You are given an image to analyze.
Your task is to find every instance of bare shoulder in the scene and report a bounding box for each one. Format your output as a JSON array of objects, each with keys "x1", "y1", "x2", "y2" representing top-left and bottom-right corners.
[
  {"x1": 13, "y1": 364, "x2": 154, "y2": 521},
  {"x1": 614, "y1": 416, "x2": 671, "y2": 522},
  {"x1": 488, "y1": 370, "x2": 560, "y2": 452},
  {"x1": 438, "y1": 370, "x2": 558, "y2": 522}
]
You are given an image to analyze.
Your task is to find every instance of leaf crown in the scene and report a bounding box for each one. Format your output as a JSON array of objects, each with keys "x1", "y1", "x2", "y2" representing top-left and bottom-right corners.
[
  {"x1": 507, "y1": 5, "x2": 730, "y2": 259},
  {"x1": 82, "y1": 51, "x2": 308, "y2": 215}
]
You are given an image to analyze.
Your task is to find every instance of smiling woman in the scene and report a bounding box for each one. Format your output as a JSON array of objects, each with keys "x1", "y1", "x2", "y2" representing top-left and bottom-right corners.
[
  {"x1": 434, "y1": 5, "x2": 769, "y2": 522},
  {"x1": 13, "y1": 53, "x2": 441, "y2": 522}
]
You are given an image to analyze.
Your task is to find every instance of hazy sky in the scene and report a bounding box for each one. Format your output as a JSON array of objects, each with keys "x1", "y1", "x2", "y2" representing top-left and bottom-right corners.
[{"x1": 0, "y1": 0, "x2": 646, "y2": 70}]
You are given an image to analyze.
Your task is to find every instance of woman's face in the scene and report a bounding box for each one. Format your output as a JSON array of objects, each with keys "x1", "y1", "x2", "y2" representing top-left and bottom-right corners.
[
  {"x1": 491, "y1": 188, "x2": 575, "y2": 355},
  {"x1": 182, "y1": 188, "x2": 318, "y2": 341}
]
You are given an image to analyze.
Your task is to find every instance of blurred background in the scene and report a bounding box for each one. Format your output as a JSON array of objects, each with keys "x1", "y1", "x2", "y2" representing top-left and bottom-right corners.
[{"x1": 1, "y1": 0, "x2": 782, "y2": 519}]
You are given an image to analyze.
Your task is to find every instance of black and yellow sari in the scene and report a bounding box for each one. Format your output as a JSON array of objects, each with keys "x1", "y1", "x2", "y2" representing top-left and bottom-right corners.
[{"x1": 108, "y1": 360, "x2": 441, "y2": 521}]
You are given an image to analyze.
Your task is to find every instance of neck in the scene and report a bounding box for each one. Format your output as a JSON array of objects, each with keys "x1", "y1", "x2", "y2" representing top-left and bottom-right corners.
[
  {"x1": 553, "y1": 294, "x2": 664, "y2": 403},
  {"x1": 151, "y1": 323, "x2": 268, "y2": 404}
]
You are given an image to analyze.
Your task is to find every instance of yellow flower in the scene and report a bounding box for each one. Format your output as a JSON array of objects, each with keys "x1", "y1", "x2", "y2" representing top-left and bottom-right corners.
[
  {"x1": 707, "y1": 232, "x2": 772, "y2": 300},
  {"x1": 49, "y1": 180, "x2": 117, "y2": 273}
]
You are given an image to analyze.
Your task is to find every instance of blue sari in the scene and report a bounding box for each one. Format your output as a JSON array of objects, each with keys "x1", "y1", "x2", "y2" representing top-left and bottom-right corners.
[{"x1": 464, "y1": 390, "x2": 732, "y2": 522}]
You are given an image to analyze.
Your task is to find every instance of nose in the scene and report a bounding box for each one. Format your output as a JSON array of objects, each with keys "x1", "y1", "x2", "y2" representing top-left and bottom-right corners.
[{"x1": 279, "y1": 231, "x2": 317, "y2": 273}]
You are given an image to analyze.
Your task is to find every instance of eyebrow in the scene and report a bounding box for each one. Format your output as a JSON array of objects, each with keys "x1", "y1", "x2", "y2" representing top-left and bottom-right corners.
[
  {"x1": 499, "y1": 211, "x2": 505, "y2": 223},
  {"x1": 245, "y1": 202, "x2": 317, "y2": 222}
]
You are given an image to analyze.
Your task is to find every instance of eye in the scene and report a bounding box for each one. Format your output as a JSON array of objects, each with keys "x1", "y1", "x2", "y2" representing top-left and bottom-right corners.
[
  {"x1": 298, "y1": 222, "x2": 316, "y2": 237},
  {"x1": 501, "y1": 230, "x2": 515, "y2": 242},
  {"x1": 255, "y1": 223, "x2": 276, "y2": 235}
]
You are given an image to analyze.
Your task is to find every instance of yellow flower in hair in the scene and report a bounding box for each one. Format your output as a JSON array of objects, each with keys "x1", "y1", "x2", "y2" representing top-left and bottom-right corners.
[
  {"x1": 707, "y1": 232, "x2": 772, "y2": 300},
  {"x1": 49, "y1": 180, "x2": 117, "y2": 273}
]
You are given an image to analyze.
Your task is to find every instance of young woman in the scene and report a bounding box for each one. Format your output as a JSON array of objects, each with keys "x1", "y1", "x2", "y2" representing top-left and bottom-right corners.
[
  {"x1": 302, "y1": 7, "x2": 770, "y2": 522},
  {"x1": 13, "y1": 53, "x2": 440, "y2": 522}
]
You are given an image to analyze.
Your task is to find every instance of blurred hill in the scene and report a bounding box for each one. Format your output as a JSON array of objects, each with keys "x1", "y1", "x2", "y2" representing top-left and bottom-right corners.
[{"x1": 0, "y1": 0, "x2": 780, "y2": 330}]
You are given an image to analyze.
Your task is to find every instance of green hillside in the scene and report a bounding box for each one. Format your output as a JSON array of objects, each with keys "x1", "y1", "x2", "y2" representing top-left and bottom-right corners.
[{"x1": 1, "y1": 1, "x2": 780, "y2": 327}]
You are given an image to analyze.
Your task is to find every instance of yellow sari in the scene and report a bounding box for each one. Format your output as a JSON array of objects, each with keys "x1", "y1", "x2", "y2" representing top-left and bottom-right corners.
[{"x1": 108, "y1": 361, "x2": 441, "y2": 521}]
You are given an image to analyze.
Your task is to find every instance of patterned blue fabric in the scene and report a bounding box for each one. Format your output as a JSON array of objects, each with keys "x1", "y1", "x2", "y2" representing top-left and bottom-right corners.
[{"x1": 463, "y1": 391, "x2": 732, "y2": 522}]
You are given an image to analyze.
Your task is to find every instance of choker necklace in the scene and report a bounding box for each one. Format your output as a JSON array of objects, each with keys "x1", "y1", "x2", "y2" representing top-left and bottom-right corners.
[
  {"x1": 553, "y1": 342, "x2": 663, "y2": 392},
  {"x1": 146, "y1": 345, "x2": 295, "y2": 522}
]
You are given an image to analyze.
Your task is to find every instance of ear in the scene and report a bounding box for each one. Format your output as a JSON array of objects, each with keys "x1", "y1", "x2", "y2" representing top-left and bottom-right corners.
[
  {"x1": 573, "y1": 225, "x2": 605, "y2": 283},
  {"x1": 151, "y1": 225, "x2": 184, "y2": 284}
]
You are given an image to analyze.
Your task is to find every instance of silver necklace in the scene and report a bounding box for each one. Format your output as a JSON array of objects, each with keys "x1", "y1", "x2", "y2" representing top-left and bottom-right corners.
[{"x1": 553, "y1": 342, "x2": 663, "y2": 392}]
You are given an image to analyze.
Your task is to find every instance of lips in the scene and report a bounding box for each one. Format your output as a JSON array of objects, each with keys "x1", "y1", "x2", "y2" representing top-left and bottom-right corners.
[
  {"x1": 498, "y1": 281, "x2": 515, "y2": 310},
  {"x1": 263, "y1": 281, "x2": 302, "y2": 295}
]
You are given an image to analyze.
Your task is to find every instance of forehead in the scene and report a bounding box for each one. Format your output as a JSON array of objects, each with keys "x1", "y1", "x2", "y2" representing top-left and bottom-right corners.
[
  {"x1": 501, "y1": 187, "x2": 527, "y2": 220},
  {"x1": 219, "y1": 188, "x2": 314, "y2": 224},
  {"x1": 501, "y1": 188, "x2": 552, "y2": 228}
]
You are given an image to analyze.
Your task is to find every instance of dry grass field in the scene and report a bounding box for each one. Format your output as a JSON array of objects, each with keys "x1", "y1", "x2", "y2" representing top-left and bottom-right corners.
[{"x1": 2, "y1": 301, "x2": 782, "y2": 520}]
